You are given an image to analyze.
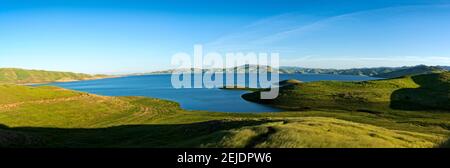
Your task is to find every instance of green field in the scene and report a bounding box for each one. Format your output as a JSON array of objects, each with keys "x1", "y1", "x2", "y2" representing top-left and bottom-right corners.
[
  {"x1": 1, "y1": 71, "x2": 450, "y2": 147},
  {"x1": 0, "y1": 68, "x2": 108, "y2": 84},
  {"x1": 243, "y1": 72, "x2": 450, "y2": 112}
]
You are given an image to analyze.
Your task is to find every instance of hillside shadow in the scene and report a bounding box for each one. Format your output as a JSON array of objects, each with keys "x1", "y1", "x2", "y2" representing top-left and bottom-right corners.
[
  {"x1": 440, "y1": 138, "x2": 450, "y2": 148},
  {"x1": 0, "y1": 120, "x2": 271, "y2": 148},
  {"x1": 390, "y1": 73, "x2": 450, "y2": 111}
]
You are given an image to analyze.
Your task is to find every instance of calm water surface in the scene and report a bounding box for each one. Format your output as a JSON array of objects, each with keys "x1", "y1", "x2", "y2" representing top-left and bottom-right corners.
[{"x1": 48, "y1": 74, "x2": 379, "y2": 112}]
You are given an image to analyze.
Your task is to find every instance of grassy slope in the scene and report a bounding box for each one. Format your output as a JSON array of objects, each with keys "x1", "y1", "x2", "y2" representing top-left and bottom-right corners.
[
  {"x1": 243, "y1": 72, "x2": 450, "y2": 112},
  {"x1": 204, "y1": 117, "x2": 441, "y2": 148},
  {"x1": 1, "y1": 84, "x2": 449, "y2": 148},
  {"x1": 0, "y1": 68, "x2": 108, "y2": 84},
  {"x1": 373, "y1": 65, "x2": 446, "y2": 78}
]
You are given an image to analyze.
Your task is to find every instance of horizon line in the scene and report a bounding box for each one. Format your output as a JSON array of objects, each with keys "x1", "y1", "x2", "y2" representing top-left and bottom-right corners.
[{"x1": 1, "y1": 64, "x2": 449, "y2": 75}]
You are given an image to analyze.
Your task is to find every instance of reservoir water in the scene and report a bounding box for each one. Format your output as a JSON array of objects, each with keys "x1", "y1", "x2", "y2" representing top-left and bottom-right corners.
[{"x1": 47, "y1": 74, "x2": 379, "y2": 112}]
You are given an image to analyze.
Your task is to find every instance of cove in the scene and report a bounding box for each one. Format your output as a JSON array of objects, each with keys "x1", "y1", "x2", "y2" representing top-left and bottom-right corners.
[{"x1": 45, "y1": 74, "x2": 379, "y2": 112}]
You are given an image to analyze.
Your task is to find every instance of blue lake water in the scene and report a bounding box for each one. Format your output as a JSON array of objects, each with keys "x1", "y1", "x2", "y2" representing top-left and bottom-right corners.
[{"x1": 47, "y1": 74, "x2": 380, "y2": 112}]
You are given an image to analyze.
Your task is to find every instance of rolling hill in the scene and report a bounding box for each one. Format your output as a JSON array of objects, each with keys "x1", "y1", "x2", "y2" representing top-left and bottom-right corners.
[
  {"x1": 1, "y1": 83, "x2": 450, "y2": 147},
  {"x1": 0, "y1": 68, "x2": 109, "y2": 84},
  {"x1": 242, "y1": 72, "x2": 450, "y2": 112},
  {"x1": 374, "y1": 65, "x2": 446, "y2": 78},
  {"x1": 0, "y1": 68, "x2": 449, "y2": 148}
]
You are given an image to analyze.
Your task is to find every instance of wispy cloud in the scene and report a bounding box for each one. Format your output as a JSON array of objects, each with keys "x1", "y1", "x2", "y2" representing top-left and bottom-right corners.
[
  {"x1": 204, "y1": 4, "x2": 450, "y2": 68},
  {"x1": 204, "y1": 13, "x2": 320, "y2": 52}
]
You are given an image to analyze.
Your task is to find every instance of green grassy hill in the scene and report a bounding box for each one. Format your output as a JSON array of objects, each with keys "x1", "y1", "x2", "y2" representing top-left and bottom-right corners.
[
  {"x1": 0, "y1": 68, "x2": 108, "y2": 84},
  {"x1": 1, "y1": 84, "x2": 450, "y2": 148},
  {"x1": 204, "y1": 117, "x2": 441, "y2": 148},
  {"x1": 374, "y1": 65, "x2": 446, "y2": 78},
  {"x1": 243, "y1": 72, "x2": 450, "y2": 112}
]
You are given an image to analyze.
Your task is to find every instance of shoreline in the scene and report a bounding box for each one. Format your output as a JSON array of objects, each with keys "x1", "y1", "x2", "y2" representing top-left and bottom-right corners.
[{"x1": 19, "y1": 75, "x2": 122, "y2": 86}]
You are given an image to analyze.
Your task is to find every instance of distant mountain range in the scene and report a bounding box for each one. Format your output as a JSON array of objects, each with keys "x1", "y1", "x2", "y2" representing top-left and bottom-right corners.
[
  {"x1": 278, "y1": 65, "x2": 448, "y2": 78},
  {"x1": 441, "y1": 66, "x2": 450, "y2": 70},
  {"x1": 2, "y1": 64, "x2": 446, "y2": 84},
  {"x1": 146, "y1": 65, "x2": 449, "y2": 79}
]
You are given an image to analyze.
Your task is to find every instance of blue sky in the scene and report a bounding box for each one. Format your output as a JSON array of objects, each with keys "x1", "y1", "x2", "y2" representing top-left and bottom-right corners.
[{"x1": 1, "y1": 0, "x2": 450, "y2": 74}]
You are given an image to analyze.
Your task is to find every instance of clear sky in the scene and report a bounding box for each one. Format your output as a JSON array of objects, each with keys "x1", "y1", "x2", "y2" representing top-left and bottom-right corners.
[{"x1": 1, "y1": 0, "x2": 450, "y2": 74}]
